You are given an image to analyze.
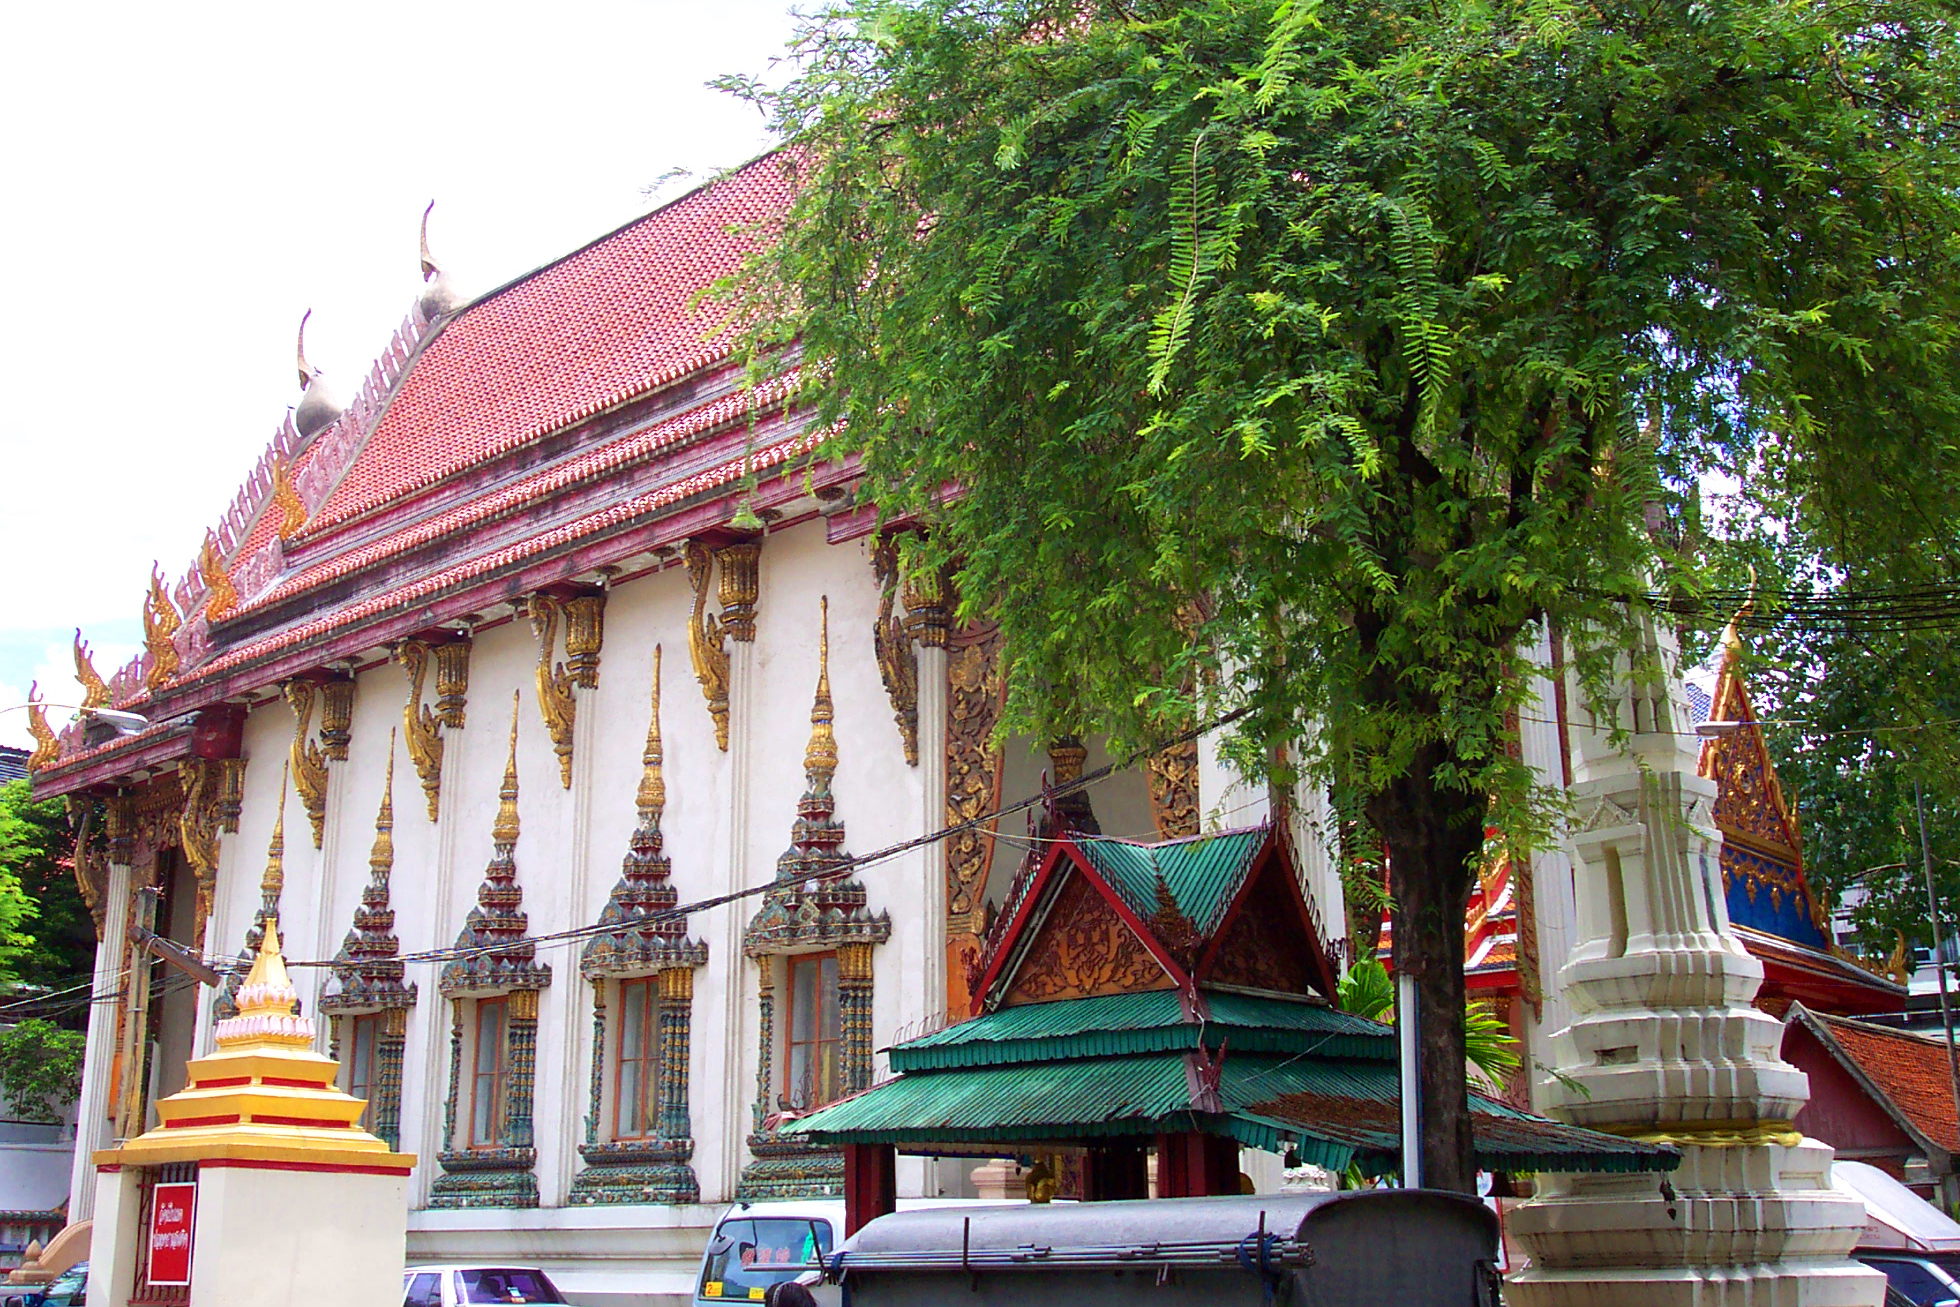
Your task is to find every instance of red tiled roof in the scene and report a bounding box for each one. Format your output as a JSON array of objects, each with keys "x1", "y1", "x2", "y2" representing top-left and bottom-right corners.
[
  {"x1": 306, "y1": 155, "x2": 797, "y2": 534},
  {"x1": 190, "y1": 430, "x2": 813, "y2": 682},
  {"x1": 243, "y1": 373, "x2": 795, "y2": 614},
  {"x1": 1813, "y1": 1011, "x2": 1960, "y2": 1154}
]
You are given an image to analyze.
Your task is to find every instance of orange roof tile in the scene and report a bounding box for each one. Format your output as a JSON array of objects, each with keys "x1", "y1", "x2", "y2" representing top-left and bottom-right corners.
[
  {"x1": 305, "y1": 155, "x2": 797, "y2": 535},
  {"x1": 1812, "y1": 1011, "x2": 1960, "y2": 1154}
]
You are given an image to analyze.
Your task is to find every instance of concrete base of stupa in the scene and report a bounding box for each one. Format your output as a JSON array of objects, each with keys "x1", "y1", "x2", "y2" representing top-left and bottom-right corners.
[{"x1": 1507, "y1": 1138, "x2": 1884, "y2": 1307}]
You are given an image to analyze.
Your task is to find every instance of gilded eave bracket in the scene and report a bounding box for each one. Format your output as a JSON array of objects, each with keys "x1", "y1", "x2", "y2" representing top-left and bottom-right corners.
[
  {"x1": 528, "y1": 590, "x2": 604, "y2": 788},
  {"x1": 398, "y1": 637, "x2": 472, "y2": 821}
]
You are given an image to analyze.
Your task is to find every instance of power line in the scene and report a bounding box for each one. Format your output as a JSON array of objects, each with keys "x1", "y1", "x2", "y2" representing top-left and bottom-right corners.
[{"x1": 281, "y1": 703, "x2": 1254, "y2": 973}]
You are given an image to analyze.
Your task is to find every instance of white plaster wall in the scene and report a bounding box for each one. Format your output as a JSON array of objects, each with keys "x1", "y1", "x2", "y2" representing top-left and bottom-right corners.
[{"x1": 189, "y1": 1167, "x2": 408, "y2": 1307}]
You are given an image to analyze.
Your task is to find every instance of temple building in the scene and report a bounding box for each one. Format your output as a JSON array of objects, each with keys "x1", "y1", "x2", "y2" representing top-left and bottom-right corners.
[{"x1": 21, "y1": 153, "x2": 1900, "y2": 1300}]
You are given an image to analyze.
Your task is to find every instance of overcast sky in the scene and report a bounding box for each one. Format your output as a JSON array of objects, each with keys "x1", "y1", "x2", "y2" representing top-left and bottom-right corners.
[{"x1": 0, "y1": 0, "x2": 800, "y2": 750}]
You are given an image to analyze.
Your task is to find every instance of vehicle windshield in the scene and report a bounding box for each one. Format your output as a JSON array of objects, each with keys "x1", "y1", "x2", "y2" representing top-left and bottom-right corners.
[
  {"x1": 699, "y1": 1217, "x2": 833, "y2": 1302},
  {"x1": 456, "y1": 1268, "x2": 566, "y2": 1304}
]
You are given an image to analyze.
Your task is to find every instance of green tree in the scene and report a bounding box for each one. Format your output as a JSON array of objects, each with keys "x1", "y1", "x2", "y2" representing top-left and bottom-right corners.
[
  {"x1": 0, "y1": 779, "x2": 76, "y2": 990},
  {"x1": 0, "y1": 1018, "x2": 85, "y2": 1123},
  {"x1": 728, "y1": 0, "x2": 1960, "y2": 1190}
]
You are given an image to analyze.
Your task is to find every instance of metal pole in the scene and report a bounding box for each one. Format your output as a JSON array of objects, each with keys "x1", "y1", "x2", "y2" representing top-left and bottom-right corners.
[
  {"x1": 1397, "y1": 969, "x2": 1422, "y2": 1189},
  {"x1": 1913, "y1": 778, "x2": 1960, "y2": 1143}
]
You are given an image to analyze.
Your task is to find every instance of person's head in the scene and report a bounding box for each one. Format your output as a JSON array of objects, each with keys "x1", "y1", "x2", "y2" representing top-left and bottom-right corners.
[{"x1": 763, "y1": 1282, "x2": 818, "y2": 1307}]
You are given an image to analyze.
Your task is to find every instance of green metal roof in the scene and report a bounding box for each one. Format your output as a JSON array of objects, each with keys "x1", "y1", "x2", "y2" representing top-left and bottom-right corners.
[
  {"x1": 1072, "y1": 827, "x2": 1267, "y2": 936},
  {"x1": 785, "y1": 1049, "x2": 1676, "y2": 1176},
  {"x1": 891, "y1": 990, "x2": 1394, "y2": 1073}
]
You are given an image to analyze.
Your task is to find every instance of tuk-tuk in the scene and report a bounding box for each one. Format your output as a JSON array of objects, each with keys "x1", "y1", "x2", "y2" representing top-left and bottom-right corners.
[{"x1": 811, "y1": 1189, "x2": 1501, "y2": 1305}]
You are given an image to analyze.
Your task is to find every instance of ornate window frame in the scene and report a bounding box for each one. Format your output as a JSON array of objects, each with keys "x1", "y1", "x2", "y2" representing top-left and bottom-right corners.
[
  {"x1": 739, "y1": 600, "x2": 890, "y2": 1200},
  {"x1": 569, "y1": 647, "x2": 709, "y2": 1207}
]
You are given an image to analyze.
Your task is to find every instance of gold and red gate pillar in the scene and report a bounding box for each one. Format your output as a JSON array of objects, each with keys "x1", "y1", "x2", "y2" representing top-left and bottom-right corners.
[{"x1": 90, "y1": 920, "x2": 415, "y2": 1307}]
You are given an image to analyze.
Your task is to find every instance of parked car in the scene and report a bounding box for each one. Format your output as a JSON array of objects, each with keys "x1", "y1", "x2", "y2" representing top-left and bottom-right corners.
[
  {"x1": 693, "y1": 1198, "x2": 1038, "y2": 1307},
  {"x1": 1859, "y1": 1251, "x2": 1960, "y2": 1307},
  {"x1": 403, "y1": 1265, "x2": 574, "y2": 1307},
  {"x1": 2, "y1": 1262, "x2": 85, "y2": 1307}
]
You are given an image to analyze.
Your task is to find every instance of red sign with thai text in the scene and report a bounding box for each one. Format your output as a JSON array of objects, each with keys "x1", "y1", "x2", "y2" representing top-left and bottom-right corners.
[{"x1": 147, "y1": 1181, "x2": 196, "y2": 1286}]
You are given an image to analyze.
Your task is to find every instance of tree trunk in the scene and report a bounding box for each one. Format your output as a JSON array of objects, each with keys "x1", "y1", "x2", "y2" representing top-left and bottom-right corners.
[{"x1": 1366, "y1": 739, "x2": 1487, "y2": 1195}]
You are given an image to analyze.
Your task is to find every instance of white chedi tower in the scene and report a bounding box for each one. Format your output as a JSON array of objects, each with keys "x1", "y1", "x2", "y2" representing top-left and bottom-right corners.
[{"x1": 1507, "y1": 618, "x2": 1882, "y2": 1306}]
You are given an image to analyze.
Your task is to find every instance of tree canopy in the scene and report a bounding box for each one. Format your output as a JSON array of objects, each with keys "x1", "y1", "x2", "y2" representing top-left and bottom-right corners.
[
  {"x1": 728, "y1": 0, "x2": 1960, "y2": 1189},
  {"x1": 0, "y1": 779, "x2": 83, "y2": 992}
]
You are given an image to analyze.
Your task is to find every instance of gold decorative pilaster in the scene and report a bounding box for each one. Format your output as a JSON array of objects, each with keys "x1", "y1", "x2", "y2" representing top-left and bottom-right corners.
[
  {"x1": 178, "y1": 759, "x2": 227, "y2": 952},
  {"x1": 944, "y1": 627, "x2": 1007, "y2": 939},
  {"x1": 199, "y1": 532, "x2": 238, "y2": 622},
  {"x1": 398, "y1": 641, "x2": 448, "y2": 821},
  {"x1": 1147, "y1": 740, "x2": 1201, "y2": 840},
  {"x1": 142, "y1": 563, "x2": 181, "y2": 690},
  {"x1": 321, "y1": 677, "x2": 356, "y2": 761},
  {"x1": 72, "y1": 632, "x2": 109, "y2": 708},
  {"x1": 217, "y1": 757, "x2": 246, "y2": 832},
  {"x1": 716, "y1": 541, "x2": 762, "y2": 643},
  {"x1": 684, "y1": 541, "x2": 731, "y2": 751},
  {"x1": 284, "y1": 678, "x2": 331, "y2": 848},
  {"x1": 435, "y1": 640, "x2": 473, "y2": 727},
  {"x1": 564, "y1": 592, "x2": 607, "y2": 689},
  {"x1": 528, "y1": 594, "x2": 579, "y2": 787},
  {"x1": 871, "y1": 537, "x2": 920, "y2": 767},
  {"x1": 900, "y1": 559, "x2": 956, "y2": 649}
]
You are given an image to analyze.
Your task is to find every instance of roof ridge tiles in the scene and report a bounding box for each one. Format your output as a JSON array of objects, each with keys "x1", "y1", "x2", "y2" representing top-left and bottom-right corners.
[{"x1": 232, "y1": 374, "x2": 800, "y2": 622}]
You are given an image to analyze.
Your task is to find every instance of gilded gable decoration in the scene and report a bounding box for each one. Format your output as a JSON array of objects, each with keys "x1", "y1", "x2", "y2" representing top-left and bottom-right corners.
[
  {"x1": 199, "y1": 532, "x2": 238, "y2": 622},
  {"x1": 570, "y1": 646, "x2": 709, "y2": 1206},
  {"x1": 283, "y1": 678, "x2": 332, "y2": 848},
  {"x1": 871, "y1": 537, "x2": 920, "y2": 767},
  {"x1": 142, "y1": 563, "x2": 182, "y2": 690},
  {"x1": 271, "y1": 454, "x2": 307, "y2": 541},
  {"x1": 684, "y1": 541, "x2": 731, "y2": 750},
  {"x1": 177, "y1": 758, "x2": 230, "y2": 951},
  {"x1": 322, "y1": 738, "x2": 417, "y2": 1150},
  {"x1": 528, "y1": 589, "x2": 605, "y2": 788},
  {"x1": 945, "y1": 624, "x2": 1007, "y2": 948},
  {"x1": 23, "y1": 684, "x2": 57, "y2": 773},
  {"x1": 433, "y1": 696, "x2": 550, "y2": 1209},
  {"x1": 740, "y1": 598, "x2": 890, "y2": 1200},
  {"x1": 399, "y1": 637, "x2": 471, "y2": 821},
  {"x1": 72, "y1": 632, "x2": 109, "y2": 708}
]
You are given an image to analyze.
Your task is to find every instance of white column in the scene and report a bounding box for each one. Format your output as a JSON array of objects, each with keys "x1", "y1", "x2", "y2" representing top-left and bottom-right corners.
[
  {"x1": 67, "y1": 860, "x2": 133, "y2": 1221},
  {"x1": 1507, "y1": 620, "x2": 1881, "y2": 1307}
]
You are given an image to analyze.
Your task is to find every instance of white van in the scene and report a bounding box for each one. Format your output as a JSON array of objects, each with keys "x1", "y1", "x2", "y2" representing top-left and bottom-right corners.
[{"x1": 692, "y1": 1197, "x2": 1032, "y2": 1307}]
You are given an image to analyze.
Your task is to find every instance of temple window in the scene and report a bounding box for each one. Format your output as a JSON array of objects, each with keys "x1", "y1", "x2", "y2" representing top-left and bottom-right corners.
[
  {"x1": 469, "y1": 996, "x2": 512, "y2": 1148},
  {"x1": 344, "y1": 1012, "x2": 381, "y2": 1127},
  {"x1": 567, "y1": 646, "x2": 710, "y2": 1206},
  {"x1": 785, "y1": 953, "x2": 842, "y2": 1110},
  {"x1": 612, "y1": 977, "x2": 662, "y2": 1141}
]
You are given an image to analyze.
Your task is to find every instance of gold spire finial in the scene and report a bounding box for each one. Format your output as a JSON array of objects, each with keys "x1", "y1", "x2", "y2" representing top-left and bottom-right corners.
[
  {"x1": 804, "y1": 597, "x2": 838, "y2": 778},
  {"x1": 23, "y1": 683, "x2": 57, "y2": 772},
  {"x1": 493, "y1": 692, "x2": 521, "y2": 845},
  {"x1": 372, "y1": 735, "x2": 396, "y2": 871},
  {"x1": 638, "y1": 646, "x2": 666, "y2": 816},
  {"x1": 262, "y1": 763, "x2": 289, "y2": 902},
  {"x1": 73, "y1": 631, "x2": 109, "y2": 708},
  {"x1": 212, "y1": 914, "x2": 313, "y2": 1051},
  {"x1": 1720, "y1": 564, "x2": 1759, "y2": 658}
]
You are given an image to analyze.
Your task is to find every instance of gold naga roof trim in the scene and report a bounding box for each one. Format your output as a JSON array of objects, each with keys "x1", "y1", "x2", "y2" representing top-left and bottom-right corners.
[{"x1": 96, "y1": 917, "x2": 415, "y2": 1174}]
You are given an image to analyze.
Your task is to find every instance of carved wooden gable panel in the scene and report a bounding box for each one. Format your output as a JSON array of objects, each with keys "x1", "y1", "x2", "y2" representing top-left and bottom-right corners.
[
  {"x1": 1704, "y1": 674, "x2": 1799, "y2": 855},
  {"x1": 1204, "y1": 864, "x2": 1324, "y2": 998},
  {"x1": 1001, "y1": 872, "x2": 1173, "y2": 1007}
]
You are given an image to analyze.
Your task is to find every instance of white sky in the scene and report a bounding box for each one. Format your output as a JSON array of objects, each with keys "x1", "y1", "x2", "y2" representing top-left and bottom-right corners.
[{"x1": 0, "y1": 0, "x2": 800, "y2": 749}]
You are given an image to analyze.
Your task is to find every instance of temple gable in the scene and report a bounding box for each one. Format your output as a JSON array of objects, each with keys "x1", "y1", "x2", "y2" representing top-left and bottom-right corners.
[{"x1": 1000, "y1": 872, "x2": 1177, "y2": 1006}]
